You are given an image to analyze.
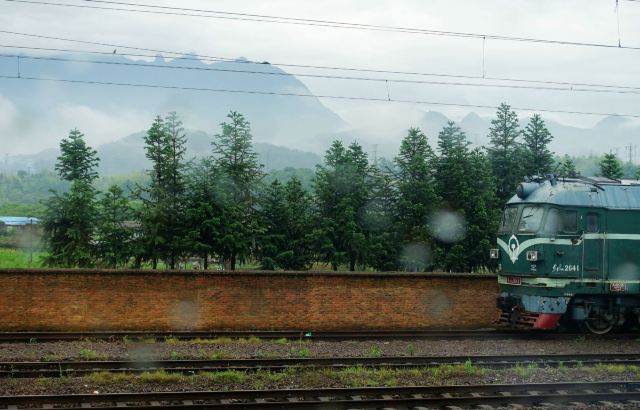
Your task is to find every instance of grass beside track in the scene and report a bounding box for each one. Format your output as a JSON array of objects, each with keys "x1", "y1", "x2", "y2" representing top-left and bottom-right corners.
[{"x1": 28, "y1": 363, "x2": 640, "y2": 391}]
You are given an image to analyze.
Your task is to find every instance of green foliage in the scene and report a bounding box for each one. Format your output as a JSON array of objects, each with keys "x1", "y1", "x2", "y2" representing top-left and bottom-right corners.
[
  {"x1": 432, "y1": 123, "x2": 499, "y2": 271},
  {"x1": 94, "y1": 185, "x2": 134, "y2": 268},
  {"x1": 522, "y1": 114, "x2": 554, "y2": 176},
  {"x1": 42, "y1": 129, "x2": 99, "y2": 268},
  {"x1": 257, "y1": 178, "x2": 313, "y2": 270},
  {"x1": 135, "y1": 112, "x2": 189, "y2": 269},
  {"x1": 312, "y1": 141, "x2": 370, "y2": 271},
  {"x1": 394, "y1": 128, "x2": 439, "y2": 252},
  {"x1": 558, "y1": 155, "x2": 579, "y2": 178},
  {"x1": 211, "y1": 111, "x2": 264, "y2": 270},
  {"x1": 487, "y1": 103, "x2": 523, "y2": 202},
  {"x1": 599, "y1": 152, "x2": 624, "y2": 179},
  {"x1": 55, "y1": 129, "x2": 99, "y2": 183}
]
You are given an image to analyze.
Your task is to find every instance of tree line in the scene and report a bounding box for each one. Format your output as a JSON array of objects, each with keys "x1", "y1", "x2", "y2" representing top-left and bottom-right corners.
[{"x1": 39, "y1": 103, "x2": 631, "y2": 271}]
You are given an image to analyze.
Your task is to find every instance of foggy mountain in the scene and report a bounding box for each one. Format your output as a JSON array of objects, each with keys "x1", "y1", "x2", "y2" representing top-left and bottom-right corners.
[
  {"x1": 0, "y1": 52, "x2": 346, "y2": 155},
  {"x1": 1, "y1": 52, "x2": 639, "y2": 170},
  {"x1": 4, "y1": 131, "x2": 322, "y2": 175}
]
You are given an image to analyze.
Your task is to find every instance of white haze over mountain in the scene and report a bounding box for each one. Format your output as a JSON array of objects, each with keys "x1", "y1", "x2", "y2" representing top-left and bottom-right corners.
[{"x1": 1, "y1": 0, "x2": 640, "y2": 165}]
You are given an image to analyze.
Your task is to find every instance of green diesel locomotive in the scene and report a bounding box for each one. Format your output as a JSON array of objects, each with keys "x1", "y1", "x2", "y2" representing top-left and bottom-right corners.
[{"x1": 494, "y1": 176, "x2": 640, "y2": 334}]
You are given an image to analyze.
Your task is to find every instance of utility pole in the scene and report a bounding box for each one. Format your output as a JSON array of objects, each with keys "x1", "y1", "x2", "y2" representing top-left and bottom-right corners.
[{"x1": 371, "y1": 144, "x2": 378, "y2": 167}]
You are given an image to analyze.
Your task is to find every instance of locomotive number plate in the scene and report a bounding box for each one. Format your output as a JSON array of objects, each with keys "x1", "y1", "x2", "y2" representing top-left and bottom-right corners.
[
  {"x1": 506, "y1": 276, "x2": 521, "y2": 285},
  {"x1": 610, "y1": 282, "x2": 627, "y2": 292}
]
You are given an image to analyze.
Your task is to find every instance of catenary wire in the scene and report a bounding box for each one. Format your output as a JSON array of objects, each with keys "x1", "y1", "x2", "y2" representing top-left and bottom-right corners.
[
  {"x1": 1, "y1": 74, "x2": 638, "y2": 118},
  {"x1": 3, "y1": 0, "x2": 640, "y2": 51},
  {"x1": 1, "y1": 34, "x2": 640, "y2": 92},
  {"x1": 4, "y1": 52, "x2": 640, "y2": 95}
]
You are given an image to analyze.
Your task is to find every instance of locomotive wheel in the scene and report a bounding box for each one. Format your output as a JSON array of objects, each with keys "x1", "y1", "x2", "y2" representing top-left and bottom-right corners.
[{"x1": 584, "y1": 312, "x2": 618, "y2": 334}]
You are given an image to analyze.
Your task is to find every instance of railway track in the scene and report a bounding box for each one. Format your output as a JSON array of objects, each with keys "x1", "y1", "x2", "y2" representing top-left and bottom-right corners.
[
  {"x1": 0, "y1": 329, "x2": 625, "y2": 342},
  {"x1": 2, "y1": 353, "x2": 639, "y2": 378},
  {"x1": 1, "y1": 381, "x2": 639, "y2": 408}
]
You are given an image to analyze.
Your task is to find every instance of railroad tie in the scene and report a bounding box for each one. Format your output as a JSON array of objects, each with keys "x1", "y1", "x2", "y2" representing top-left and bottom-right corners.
[
  {"x1": 349, "y1": 395, "x2": 362, "y2": 400},
  {"x1": 81, "y1": 403, "x2": 91, "y2": 408},
  {"x1": 506, "y1": 404, "x2": 524, "y2": 409},
  {"x1": 470, "y1": 392, "x2": 483, "y2": 397},
  {"x1": 555, "y1": 390, "x2": 568, "y2": 395},
  {"x1": 596, "y1": 401, "x2": 617, "y2": 407},
  {"x1": 150, "y1": 401, "x2": 161, "y2": 406},
  {"x1": 42, "y1": 405, "x2": 53, "y2": 409},
  {"x1": 537, "y1": 403, "x2": 559, "y2": 408},
  {"x1": 181, "y1": 400, "x2": 193, "y2": 405},
  {"x1": 286, "y1": 397, "x2": 300, "y2": 402},
  {"x1": 116, "y1": 402, "x2": 127, "y2": 407},
  {"x1": 498, "y1": 391, "x2": 512, "y2": 396},
  {"x1": 567, "y1": 403, "x2": 587, "y2": 407},
  {"x1": 7, "y1": 405, "x2": 17, "y2": 410}
]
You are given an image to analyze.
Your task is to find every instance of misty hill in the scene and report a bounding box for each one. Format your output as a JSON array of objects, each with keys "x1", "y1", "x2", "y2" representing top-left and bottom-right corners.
[
  {"x1": 4, "y1": 130, "x2": 322, "y2": 175},
  {"x1": 416, "y1": 111, "x2": 640, "y2": 158},
  {"x1": 0, "y1": 53, "x2": 346, "y2": 154}
]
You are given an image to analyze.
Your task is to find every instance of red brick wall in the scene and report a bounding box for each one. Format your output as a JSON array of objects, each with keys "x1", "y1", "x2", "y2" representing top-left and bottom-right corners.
[{"x1": 0, "y1": 269, "x2": 500, "y2": 331}]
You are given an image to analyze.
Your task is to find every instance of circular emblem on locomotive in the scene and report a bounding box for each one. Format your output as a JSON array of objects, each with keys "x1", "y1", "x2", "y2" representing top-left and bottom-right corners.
[{"x1": 508, "y1": 234, "x2": 520, "y2": 263}]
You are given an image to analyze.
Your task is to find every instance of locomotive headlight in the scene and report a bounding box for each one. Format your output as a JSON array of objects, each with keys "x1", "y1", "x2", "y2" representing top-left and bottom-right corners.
[
  {"x1": 526, "y1": 250, "x2": 543, "y2": 261},
  {"x1": 490, "y1": 249, "x2": 499, "y2": 259}
]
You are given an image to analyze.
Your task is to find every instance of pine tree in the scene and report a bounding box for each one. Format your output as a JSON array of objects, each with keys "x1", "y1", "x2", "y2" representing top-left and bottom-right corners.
[
  {"x1": 394, "y1": 128, "x2": 439, "y2": 270},
  {"x1": 522, "y1": 114, "x2": 554, "y2": 176},
  {"x1": 363, "y1": 165, "x2": 398, "y2": 271},
  {"x1": 312, "y1": 141, "x2": 370, "y2": 271},
  {"x1": 136, "y1": 113, "x2": 188, "y2": 269},
  {"x1": 433, "y1": 123, "x2": 499, "y2": 271},
  {"x1": 55, "y1": 129, "x2": 99, "y2": 183},
  {"x1": 211, "y1": 111, "x2": 263, "y2": 270},
  {"x1": 94, "y1": 185, "x2": 133, "y2": 268},
  {"x1": 42, "y1": 129, "x2": 99, "y2": 267},
  {"x1": 487, "y1": 103, "x2": 522, "y2": 202},
  {"x1": 558, "y1": 155, "x2": 579, "y2": 178},
  {"x1": 257, "y1": 178, "x2": 313, "y2": 270},
  {"x1": 184, "y1": 158, "x2": 224, "y2": 270},
  {"x1": 599, "y1": 152, "x2": 624, "y2": 179}
]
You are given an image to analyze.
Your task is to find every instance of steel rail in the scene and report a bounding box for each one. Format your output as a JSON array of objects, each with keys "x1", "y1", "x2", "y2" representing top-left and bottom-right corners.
[
  {"x1": 2, "y1": 353, "x2": 640, "y2": 378},
  {"x1": 0, "y1": 329, "x2": 611, "y2": 342},
  {"x1": 1, "y1": 381, "x2": 639, "y2": 408}
]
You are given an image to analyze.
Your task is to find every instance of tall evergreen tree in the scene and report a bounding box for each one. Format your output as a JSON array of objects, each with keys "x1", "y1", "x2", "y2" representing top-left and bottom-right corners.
[
  {"x1": 487, "y1": 103, "x2": 522, "y2": 202},
  {"x1": 522, "y1": 114, "x2": 554, "y2": 176},
  {"x1": 94, "y1": 185, "x2": 133, "y2": 268},
  {"x1": 211, "y1": 111, "x2": 263, "y2": 270},
  {"x1": 257, "y1": 178, "x2": 313, "y2": 270},
  {"x1": 136, "y1": 113, "x2": 188, "y2": 269},
  {"x1": 599, "y1": 152, "x2": 624, "y2": 179},
  {"x1": 42, "y1": 129, "x2": 99, "y2": 267},
  {"x1": 558, "y1": 155, "x2": 579, "y2": 178},
  {"x1": 312, "y1": 141, "x2": 370, "y2": 271},
  {"x1": 393, "y1": 128, "x2": 439, "y2": 270},
  {"x1": 433, "y1": 123, "x2": 499, "y2": 271},
  {"x1": 184, "y1": 158, "x2": 224, "y2": 270}
]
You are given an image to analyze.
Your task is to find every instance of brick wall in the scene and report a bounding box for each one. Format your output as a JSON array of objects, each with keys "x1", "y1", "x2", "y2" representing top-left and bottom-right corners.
[{"x1": 0, "y1": 269, "x2": 500, "y2": 331}]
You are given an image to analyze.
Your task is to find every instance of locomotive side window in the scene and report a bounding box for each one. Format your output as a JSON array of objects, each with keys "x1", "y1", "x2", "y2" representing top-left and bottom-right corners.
[
  {"x1": 544, "y1": 208, "x2": 560, "y2": 233},
  {"x1": 586, "y1": 213, "x2": 599, "y2": 233},
  {"x1": 499, "y1": 206, "x2": 518, "y2": 232},
  {"x1": 561, "y1": 211, "x2": 578, "y2": 233},
  {"x1": 518, "y1": 205, "x2": 543, "y2": 232}
]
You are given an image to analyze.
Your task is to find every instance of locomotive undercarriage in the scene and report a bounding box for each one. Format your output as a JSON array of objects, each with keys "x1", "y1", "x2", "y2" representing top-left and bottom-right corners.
[{"x1": 499, "y1": 293, "x2": 640, "y2": 334}]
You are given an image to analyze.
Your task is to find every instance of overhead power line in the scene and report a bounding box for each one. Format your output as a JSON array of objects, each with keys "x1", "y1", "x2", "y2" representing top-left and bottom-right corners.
[
  {"x1": 1, "y1": 74, "x2": 638, "y2": 118},
  {"x1": 4, "y1": 52, "x2": 640, "y2": 95},
  {"x1": 2, "y1": 32, "x2": 640, "y2": 93},
  {"x1": 4, "y1": 0, "x2": 640, "y2": 51}
]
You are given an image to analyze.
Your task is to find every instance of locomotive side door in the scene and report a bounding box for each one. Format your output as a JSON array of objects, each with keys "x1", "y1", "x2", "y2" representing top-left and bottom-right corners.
[{"x1": 582, "y1": 212, "x2": 604, "y2": 280}]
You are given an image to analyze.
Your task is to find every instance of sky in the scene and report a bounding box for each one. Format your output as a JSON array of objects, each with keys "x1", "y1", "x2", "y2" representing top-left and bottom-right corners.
[{"x1": 1, "y1": 0, "x2": 640, "y2": 154}]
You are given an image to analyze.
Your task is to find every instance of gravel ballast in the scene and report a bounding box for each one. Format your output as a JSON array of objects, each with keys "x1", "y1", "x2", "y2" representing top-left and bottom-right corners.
[{"x1": 0, "y1": 336, "x2": 638, "y2": 361}]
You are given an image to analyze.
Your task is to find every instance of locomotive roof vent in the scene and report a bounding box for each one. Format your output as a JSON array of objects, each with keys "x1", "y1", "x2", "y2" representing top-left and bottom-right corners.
[{"x1": 516, "y1": 182, "x2": 539, "y2": 199}]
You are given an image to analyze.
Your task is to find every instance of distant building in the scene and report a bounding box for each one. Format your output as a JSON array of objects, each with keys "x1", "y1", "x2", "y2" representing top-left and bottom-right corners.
[{"x1": 0, "y1": 217, "x2": 41, "y2": 227}]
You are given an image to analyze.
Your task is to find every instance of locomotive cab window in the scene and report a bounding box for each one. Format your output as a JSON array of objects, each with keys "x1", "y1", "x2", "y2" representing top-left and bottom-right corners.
[
  {"x1": 586, "y1": 213, "x2": 599, "y2": 233},
  {"x1": 544, "y1": 208, "x2": 578, "y2": 234},
  {"x1": 499, "y1": 206, "x2": 519, "y2": 233},
  {"x1": 518, "y1": 205, "x2": 543, "y2": 233}
]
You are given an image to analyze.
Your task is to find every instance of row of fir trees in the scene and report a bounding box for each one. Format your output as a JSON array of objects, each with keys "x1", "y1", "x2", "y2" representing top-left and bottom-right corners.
[{"x1": 42, "y1": 103, "x2": 569, "y2": 272}]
